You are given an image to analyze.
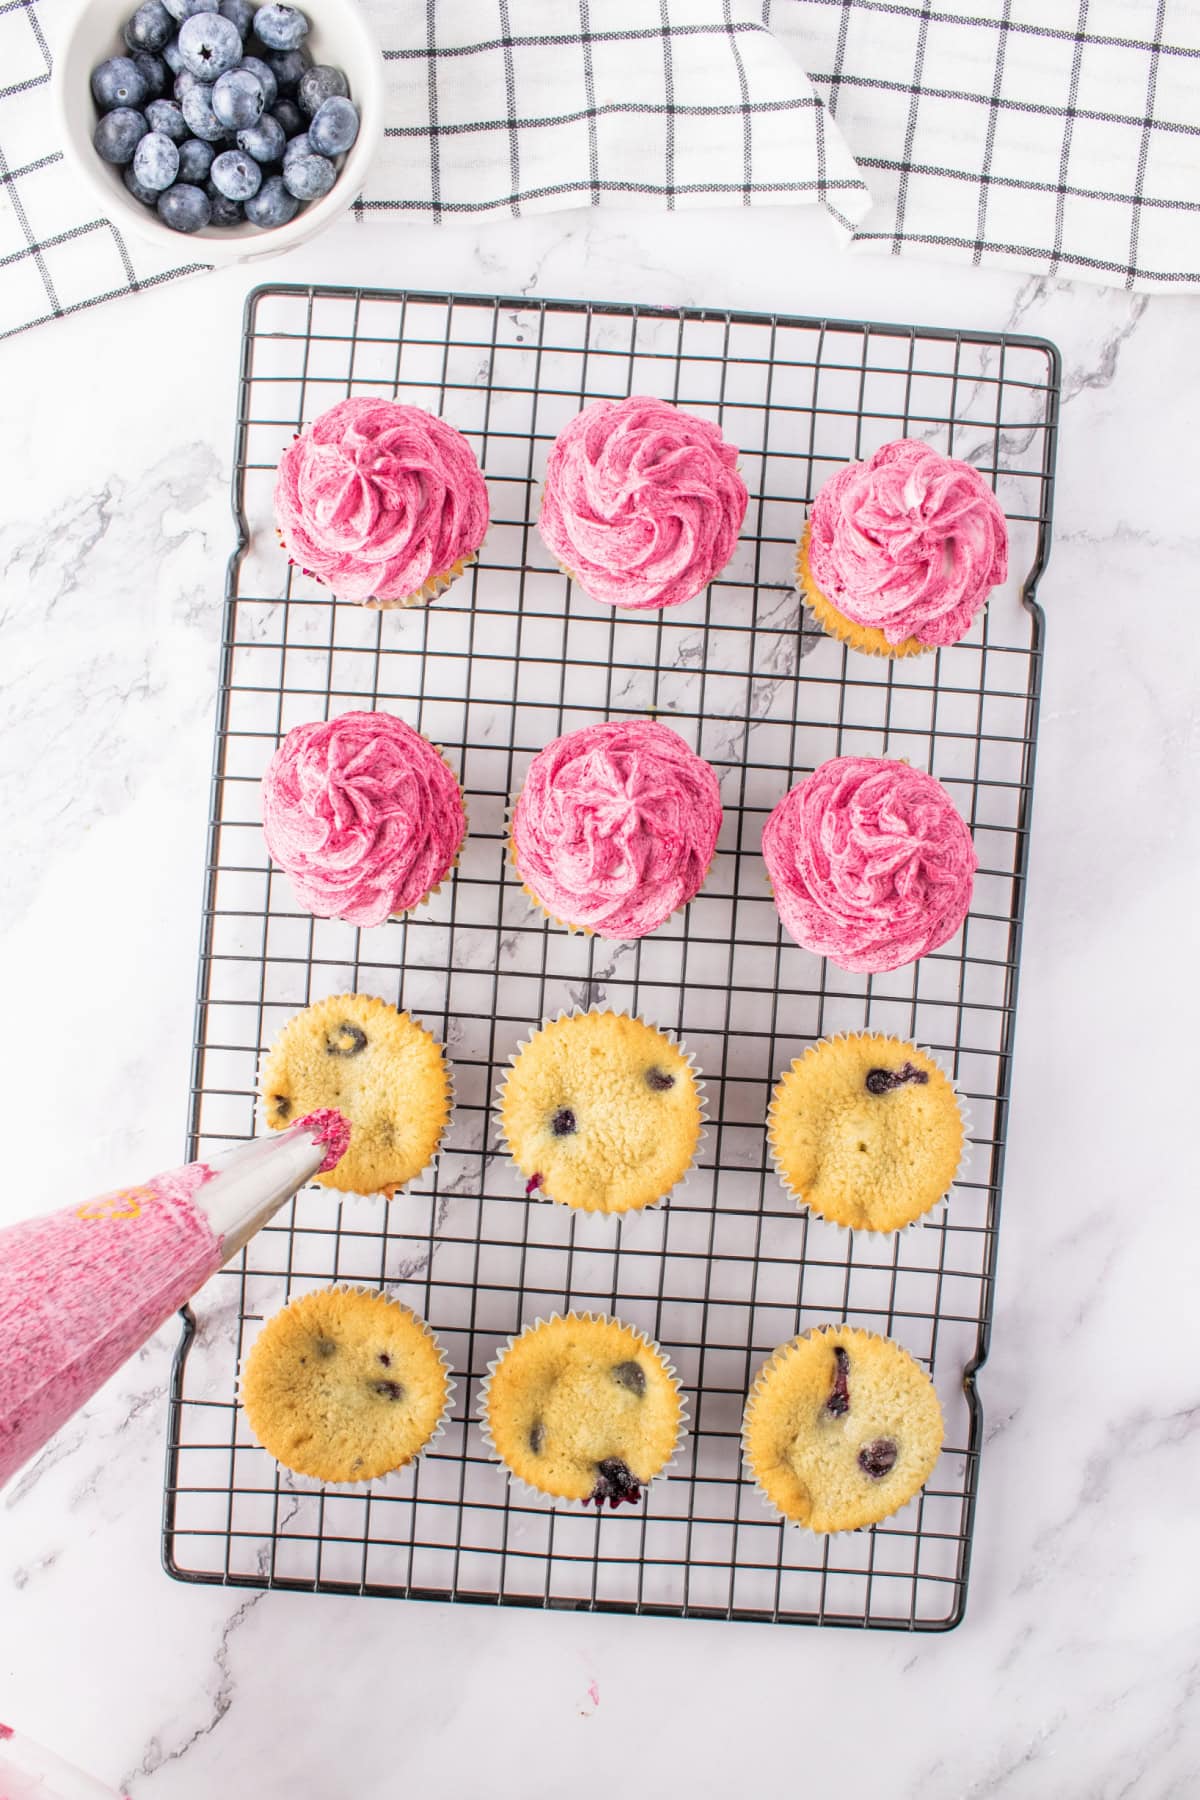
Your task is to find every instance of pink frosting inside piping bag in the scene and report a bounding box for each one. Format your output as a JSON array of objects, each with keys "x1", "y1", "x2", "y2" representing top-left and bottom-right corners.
[
  {"x1": 274, "y1": 397, "x2": 489, "y2": 605},
  {"x1": 807, "y1": 438, "x2": 1008, "y2": 647},
  {"x1": 262, "y1": 711, "x2": 466, "y2": 928},
  {"x1": 296, "y1": 1108, "x2": 352, "y2": 1174},
  {"x1": 762, "y1": 756, "x2": 977, "y2": 973},
  {"x1": 512, "y1": 718, "x2": 722, "y2": 938},
  {"x1": 538, "y1": 395, "x2": 748, "y2": 610}
]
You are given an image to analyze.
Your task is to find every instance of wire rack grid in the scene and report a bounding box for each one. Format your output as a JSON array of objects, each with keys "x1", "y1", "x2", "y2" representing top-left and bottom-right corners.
[{"x1": 163, "y1": 283, "x2": 1058, "y2": 1631}]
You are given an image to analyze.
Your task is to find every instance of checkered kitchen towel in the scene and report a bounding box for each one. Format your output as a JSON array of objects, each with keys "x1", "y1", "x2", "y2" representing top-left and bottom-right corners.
[{"x1": 3, "y1": 0, "x2": 1199, "y2": 339}]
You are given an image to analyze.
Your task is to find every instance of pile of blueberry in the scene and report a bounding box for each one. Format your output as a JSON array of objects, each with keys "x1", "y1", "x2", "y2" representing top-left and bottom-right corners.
[{"x1": 89, "y1": 1, "x2": 360, "y2": 233}]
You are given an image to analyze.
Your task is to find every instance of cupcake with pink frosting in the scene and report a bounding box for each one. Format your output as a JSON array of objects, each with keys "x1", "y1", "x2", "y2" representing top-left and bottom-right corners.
[
  {"x1": 799, "y1": 439, "x2": 1008, "y2": 657},
  {"x1": 762, "y1": 756, "x2": 976, "y2": 973},
  {"x1": 262, "y1": 711, "x2": 466, "y2": 928},
  {"x1": 510, "y1": 719, "x2": 722, "y2": 939},
  {"x1": 538, "y1": 395, "x2": 748, "y2": 611},
  {"x1": 274, "y1": 397, "x2": 489, "y2": 608}
]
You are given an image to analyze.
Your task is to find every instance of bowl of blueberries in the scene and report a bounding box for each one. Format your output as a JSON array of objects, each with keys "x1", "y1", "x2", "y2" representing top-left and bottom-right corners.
[{"x1": 54, "y1": 0, "x2": 384, "y2": 256}]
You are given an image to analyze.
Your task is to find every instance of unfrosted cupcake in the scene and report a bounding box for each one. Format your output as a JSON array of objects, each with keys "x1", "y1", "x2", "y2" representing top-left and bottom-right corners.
[
  {"x1": 742, "y1": 1326, "x2": 944, "y2": 1532},
  {"x1": 481, "y1": 1313, "x2": 684, "y2": 1506},
  {"x1": 799, "y1": 439, "x2": 1008, "y2": 657},
  {"x1": 768, "y1": 1034, "x2": 964, "y2": 1232},
  {"x1": 274, "y1": 397, "x2": 488, "y2": 607},
  {"x1": 260, "y1": 993, "x2": 451, "y2": 1198},
  {"x1": 261, "y1": 712, "x2": 466, "y2": 928},
  {"x1": 538, "y1": 395, "x2": 748, "y2": 610},
  {"x1": 241, "y1": 1286, "x2": 451, "y2": 1484},
  {"x1": 498, "y1": 1011, "x2": 703, "y2": 1214},
  {"x1": 762, "y1": 756, "x2": 976, "y2": 973},
  {"x1": 510, "y1": 719, "x2": 721, "y2": 938}
]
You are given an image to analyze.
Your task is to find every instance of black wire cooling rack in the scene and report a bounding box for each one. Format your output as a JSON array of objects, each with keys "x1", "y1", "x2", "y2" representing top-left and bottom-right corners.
[{"x1": 163, "y1": 284, "x2": 1059, "y2": 1630}]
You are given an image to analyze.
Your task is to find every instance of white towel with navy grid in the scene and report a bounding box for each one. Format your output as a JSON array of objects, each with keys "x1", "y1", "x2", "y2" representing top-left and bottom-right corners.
[{"x1": 3, "y1": 0, "x2": 1199, "y2": 341}]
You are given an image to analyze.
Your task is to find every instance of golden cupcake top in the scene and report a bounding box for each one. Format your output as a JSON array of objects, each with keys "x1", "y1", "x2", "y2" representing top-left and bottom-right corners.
[
  {"x1": 483, "y1": 1314, "x2": 684, "y2": 1506},
  {"x1": 768, "y1": 1033, "x2": 963, "y2": 1233},
  {"x1": 260, "y1": 992, "x2": 451, "y2": 1198},
  {"x1": 241, "y1": 1286, "x2": 451, "y2": 1485},
  {"x1": 497, "y1": 1010, "x2": 703, "y2": 1213},
  {"x1": 743, "y1": 1325, "x2": 944, "y2": 1533}
]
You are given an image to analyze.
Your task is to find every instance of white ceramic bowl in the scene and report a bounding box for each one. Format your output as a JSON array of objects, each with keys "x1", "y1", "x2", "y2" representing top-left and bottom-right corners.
[{"x1": 52, "y1": 0, "x2": 385, "y2": 263}]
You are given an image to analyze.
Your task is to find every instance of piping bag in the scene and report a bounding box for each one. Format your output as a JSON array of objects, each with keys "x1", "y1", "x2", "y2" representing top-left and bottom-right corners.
[{"x1": 0, "y1": 1108, "x2": 351, "y2": 1490}]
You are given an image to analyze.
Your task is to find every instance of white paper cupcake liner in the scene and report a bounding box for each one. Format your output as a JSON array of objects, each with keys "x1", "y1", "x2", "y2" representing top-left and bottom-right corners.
[
  {"x1": 237, "y1": 1281, "x2": 457, "y2": 1497},
  {"x1": 740, "y1": 1322, "x2": 946, "y2": 1536},
  {"x1": 765, "y1": 1032, "x2": 973, "y2": 1243},
  {"x1": 476, "y1": 1310, "x2": 689, "y2": 1508},
  {"x1": 795, "y1": 521, "x2": 932, "y2": 661},
  {"x1": 255, "y1": 995, "x2": 456, "y2": 1203},
  {"x1": 493, "y1": 1004, "x2": 708, "y2": 1216}
]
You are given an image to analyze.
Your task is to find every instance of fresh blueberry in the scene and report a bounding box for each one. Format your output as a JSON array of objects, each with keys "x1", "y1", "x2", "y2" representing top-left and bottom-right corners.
[
  {"x1": 91, "y1": 56, "x2": 147, "y2": 111},
  {"x1": 252, "y1": 4, "x2": 309, "y2": 51},
  {"x1": 177, "y1": 9, "x2": 242, "y2": 78},
  {"x1": 218, "y1": 0, "x2": 254, "y2": 37},
  {"x1": 243, "y1": 171, "x2": 298, "y2": 225},
  {"x1": 162, "y1": 36, "x2": 184, "y2": 72},
  {"x1": 211, "y1": 147, "x2": 261, "y2": 199},
  {"x1": 265, "y1": 45, "x2": 309, "y2": 94},
  {"x1": 282, "y1": 129, "x2": 310, "y2": 162},
  {"x1": 133, "y1": 129, "x2": 180, "y2": 190},
  {"x1": 236, "y1": 112, "x2": 284, "y2": 162},
  {"x1": 144, "y1": 97, "x2": 188, "y2": 141},
  {"x1": 123, "y1": 0, "x2": 174, "y2": 49},
  {"x1": 176, "y1": 135, "x2": 215, "y2": 181},
  {"x1": 123, "y1": 164, "x2": 162, "y2": 205},
  {"x1": 174, "y1": 67, "x2": 201, "y2": 98},
  {"x1": 238, "y1": 53, "x2": 277, "y2": 108},
  {"x1": 130, "y1": 49, "x2": 169, "y2": 98},
  {"x1": 162, "y1": 0, "x2": 220, "y2": 19},
  {"x1": 157, "y1": 181, "x2": 211, "y2": 230},
  {"x1": 297, "y1": 63, "x2": 347, "y2": 117},
  {"x1": 271, "y1": 96, "x2": 302, "y2": 136},
  {"x1": 206, "y1": 186, "x2": 245, "y2": 225},
  {"x1": 283, "y1": 151, "x2": 333, "y2": 201},
  {"x1": 181, "y1": 83, "x2": 227, "y2": 138},
  {"x1": 93, "y1": 107, "x2": 149, "y2": 164},
  {"x1": 211, "y1": 66, "x2": 264, "y2": 127},
  {"x1": 308, "y1": 95, "x2": 357, "y2": 157}
]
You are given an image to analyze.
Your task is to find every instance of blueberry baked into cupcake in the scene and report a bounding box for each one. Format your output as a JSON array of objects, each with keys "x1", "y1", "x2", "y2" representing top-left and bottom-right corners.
[
  {"x1": 538, "y1": 395, "x2": 748, "y2": 611},
  {"x1": 241, "y1": 1286, "x2": 452, "y2": 1484},
  {"x1": 260, "y1": 993, "x2": 451, "y2": 1197},
  {"x1": 481, "y1": 1313, "x2": 685, "y2": 1506},
  {"x1": 768, "y1": 1034, "x2": 964, "y2": 1233},
  {"x1": 743, "y1": 1326, "x2": 944, "y2": 1532},
  {"x1": 497, "y1": 1011, "x2": 703, "y2": 1213},
  {"x1": 274, "y1": 397, "x2": 489, "y2": 607},
  {"x1": 798, "y1": 439, "x2": 1008, "y2": 657}
]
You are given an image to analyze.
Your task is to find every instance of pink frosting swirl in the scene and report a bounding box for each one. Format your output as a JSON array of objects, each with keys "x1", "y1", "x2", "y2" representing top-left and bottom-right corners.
[
  {"x1": 762, "y1": 756, "x2": 977, "y2": 972},
  {"x1": 262, "y1": 711, "x2": 465, "y2": 928},
  {"x1": 808, "y1": 439, "x2": 1008, "y2": 647},
  {"x1": 538, "y1": 395, "x2": 748, "y2": 610},
  {"x1": 274, "y1": 397, "x2": 489, "y2": 605},
  {"x1": 512, "y1": 719, "x2": 722, "y2": 938}
]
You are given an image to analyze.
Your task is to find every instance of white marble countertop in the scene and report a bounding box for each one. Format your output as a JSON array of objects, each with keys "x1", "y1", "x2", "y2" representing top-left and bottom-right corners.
[{"x1": 1, "y1": 205, "x2": 1196, "y2": 1799}]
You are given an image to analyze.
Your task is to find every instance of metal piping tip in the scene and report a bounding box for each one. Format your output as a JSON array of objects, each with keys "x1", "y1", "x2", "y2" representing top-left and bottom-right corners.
[{"x1": 194, "y1": 1111, "x2": 351, "y2": 1262}]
